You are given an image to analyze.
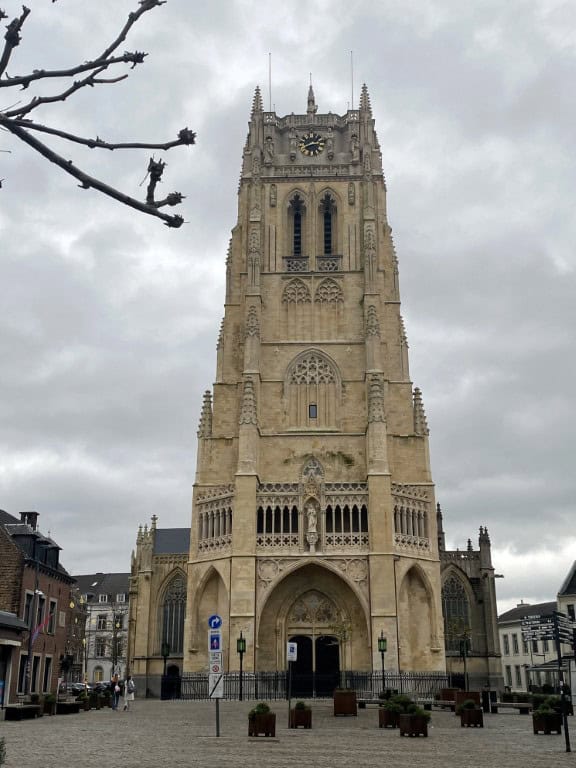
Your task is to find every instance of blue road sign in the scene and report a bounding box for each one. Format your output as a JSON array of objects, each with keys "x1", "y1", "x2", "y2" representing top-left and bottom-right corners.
[{"x1": 208, "y1": 615, "x2": 223, "y2": 629}]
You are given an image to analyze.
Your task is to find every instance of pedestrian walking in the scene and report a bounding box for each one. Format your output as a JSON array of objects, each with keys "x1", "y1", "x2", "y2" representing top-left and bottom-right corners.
[
  {"x1": 111, "y1": 674, "x2": 120, "y2": 710},
  {"x1": 123, "y1": 675, "x2": 136, "y2": 711}
]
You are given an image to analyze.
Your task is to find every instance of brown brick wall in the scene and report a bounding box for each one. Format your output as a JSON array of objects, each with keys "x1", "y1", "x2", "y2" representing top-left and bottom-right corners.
[{"x1": 0, "y1": 525, "x2": 23, "y2": 613}]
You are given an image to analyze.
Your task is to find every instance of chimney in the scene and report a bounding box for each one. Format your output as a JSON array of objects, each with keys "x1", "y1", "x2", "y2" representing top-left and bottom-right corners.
[{"x1": 20, "y1": 511, "x2": 39, "y2": 531}]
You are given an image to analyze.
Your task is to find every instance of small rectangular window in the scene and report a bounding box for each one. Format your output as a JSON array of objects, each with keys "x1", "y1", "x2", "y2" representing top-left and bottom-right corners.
[
  {"x1": 309, "y1": 404, "x2": 317, "y2": 419},
  {"x1": 503, "y1": 634, "x2": 510, "y2": 655},
  {"x1": 116, "y1": 593, "x2": 126, "y2": 603},
  {"x1": 99, "y1": 594, "x2": 108, "y2": 603},
  {"x1": 515, "y1": 665, "x2": 522, "y2": 687},
  {"x1": 512, "y1": 634, "x2": 519, "y2": 654},
  {"x1": 505, "y1": 665, "x2": 512, "y2": 686},
  {"x1": 48, "y1": 600, "x2": 57, "y2": 634},
  {"x1": 567, "y1": 604, "x2": 575, "y2": 621},
  {"x1": 543, "y1": 638, "x2": 549, "y2": 652},
  {"x1": 532, "y1": 639, "x2": 538, "y2": 653}
]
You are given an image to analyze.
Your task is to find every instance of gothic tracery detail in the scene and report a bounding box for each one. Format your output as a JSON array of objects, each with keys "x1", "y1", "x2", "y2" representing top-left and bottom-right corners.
[
  {"x1": 245, "y1": 305, "x2": 260, "y2": 337},
  {"x1": 282, "y1": 278, "x2": 311, "y2": 304},
  {"x1": 368, "y1": 374, "x2": 386, "y2": 423},
  {"x1": 239, "y1": 377, "x2": 258, "y2": 425},
  {"x1": 314, "y1": 278, "x2": 343, "y2": 304},
  {"x1": 289, "y1": 353, "x2": 337, "y2": 384}
]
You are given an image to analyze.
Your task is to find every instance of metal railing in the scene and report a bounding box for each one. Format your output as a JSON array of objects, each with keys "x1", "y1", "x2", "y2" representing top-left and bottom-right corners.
[{"x1": 162, "y1": 670, "x2": 450, "y2": 701}]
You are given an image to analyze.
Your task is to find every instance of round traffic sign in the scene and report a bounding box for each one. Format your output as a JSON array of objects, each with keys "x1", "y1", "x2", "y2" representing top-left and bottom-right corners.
[{"x1": 208, "y1": 614, "x2": 222, "y2": 629}]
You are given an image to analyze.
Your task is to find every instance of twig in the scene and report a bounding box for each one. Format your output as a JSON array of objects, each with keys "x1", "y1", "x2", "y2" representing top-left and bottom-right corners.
[{"x1": 0, "y1": 6, "x2": 30, "y2": 79}]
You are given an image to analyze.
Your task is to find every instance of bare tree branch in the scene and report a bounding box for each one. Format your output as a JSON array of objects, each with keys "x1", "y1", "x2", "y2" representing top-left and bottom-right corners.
[
  {"x1": 0, "y1": 51, "x2": 147, "y2": 90},
  {"x1": 0, "y1": 114, "x2": 184, "y2": 228},
  {"x1": 0, "y1": 1, "x2": 193, "y2": 227},
  {"x1": 0, "y1": 6, "x2": 30, "y2": 79},
  {"x1": 7, "y1": 117, "x2": 196, "y2": 152}
]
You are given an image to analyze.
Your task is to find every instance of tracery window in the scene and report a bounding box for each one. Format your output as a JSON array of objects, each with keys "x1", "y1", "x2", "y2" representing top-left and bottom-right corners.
[
  {"x1": 442, "y1": 575, "x2": 471, "y2": 653},
  {"x1": 161, "y1": 575, "x2": 186, "y2": 655},
  {"x1": 282, "y1": 278, "x2": 311, "y2": 304},
  {"x1": 314, "y1": 278, "x2": 343, "y2": 305},
  {"x1": 289, "y1": 194, "x2": 305, "y2": 257},
  {"x1": 286, "y1": 351, "x2": 339, "y2": 428},
  {"x1": 320, "y1": 193, "x2": 336, "y2": 255}
]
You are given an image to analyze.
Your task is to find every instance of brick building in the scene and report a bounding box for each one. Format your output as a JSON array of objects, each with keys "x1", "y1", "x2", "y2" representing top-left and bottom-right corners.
[{"x1": 0, "y1": 509, "x2": 77, "y2": 704}]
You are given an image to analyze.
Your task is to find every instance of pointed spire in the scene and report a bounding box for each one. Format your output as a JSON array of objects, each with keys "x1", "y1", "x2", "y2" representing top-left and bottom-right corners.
[
  {"x1": 413, "y1": 387, "x2": 429, "y2": 435},
  {"x1": 436, "y1": 503, "x2": 445, "y2": 552},
  {"x1": 197, "y1": 390, "x2": 213, "y2": 438},
  {"x1": 467, "y1": 538, "x2": 473, "y2": 552},
  {"x1": 239, "y1": 377, "x2": 258, "y2": 426},
  {"x1": 307, "y1": 82, "x2": 317, "y2": 115},
  {"x1": 251, "y1": 85, "x2": 263, "y2": 117},
  {"x1": 399, "y1": 315, "x2": 409, "y2": 347},
  {"x1": 217, "y1": 319, "x2": 224, "y2": 350},
  {"x1": 359, "y1": 83, "x2": 372, "y2": 115}
]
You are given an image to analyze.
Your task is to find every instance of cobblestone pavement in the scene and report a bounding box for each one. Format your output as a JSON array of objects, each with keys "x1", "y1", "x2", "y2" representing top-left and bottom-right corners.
[{"x1": 1, "y1": 700, "x2": 574, "y2": 768}]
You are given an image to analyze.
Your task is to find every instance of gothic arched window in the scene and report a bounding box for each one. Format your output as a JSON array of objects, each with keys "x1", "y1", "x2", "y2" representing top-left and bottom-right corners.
[
  {"x1": 320, "y1": 193, "x2": 337, "y2": 255},
  {"x1": 286, "y1": 351, "x2": 340, "y2": 428},
  {"x1": 442, "y1": 575, "x2": 471, "y2": 653},
  {"x1": 288, "y1": 194, "x2": 306, "y2": 257},
  {"x1": 160, "y1": 574, "x2": 187, "y2": 655}
]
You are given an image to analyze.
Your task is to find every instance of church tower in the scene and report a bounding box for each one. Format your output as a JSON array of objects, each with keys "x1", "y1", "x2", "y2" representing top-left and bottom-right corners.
[{"x1": 185, "y1": 85, "x2": 446, "y2": 684}]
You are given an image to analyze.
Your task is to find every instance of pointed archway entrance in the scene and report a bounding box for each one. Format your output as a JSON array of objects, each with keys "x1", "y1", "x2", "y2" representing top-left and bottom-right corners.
[{"x1": 257, "y1": 563, "x2": 370, "y2": 695}]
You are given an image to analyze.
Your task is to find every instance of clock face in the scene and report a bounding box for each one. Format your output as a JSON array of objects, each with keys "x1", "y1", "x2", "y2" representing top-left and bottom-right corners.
[{"x1": 299, "y1": 131, "x2": 325, "y2": 157}]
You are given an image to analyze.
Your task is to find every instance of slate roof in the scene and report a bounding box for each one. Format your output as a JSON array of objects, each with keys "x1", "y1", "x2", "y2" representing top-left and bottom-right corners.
[
  {"x1": 558, "y1": 561, "x2": 576, "y2": 596},
  {"x1": 74, "y1": 572, "x2": 130, "y2": 602},
  {"x1": 0, "y1": 509, "x2": 19, "y2": 525},
  {"x1": 498, "y1": 600, "x2": 557, "y2": 623},
  {"x1": 153, "y1": 528, "x2": 190, "y2": 555}
]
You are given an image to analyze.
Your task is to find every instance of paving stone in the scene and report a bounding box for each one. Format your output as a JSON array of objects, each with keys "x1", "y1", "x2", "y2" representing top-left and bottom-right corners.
[{"x1": 1, "y1": 701, "x2": 574, "y2": 768}]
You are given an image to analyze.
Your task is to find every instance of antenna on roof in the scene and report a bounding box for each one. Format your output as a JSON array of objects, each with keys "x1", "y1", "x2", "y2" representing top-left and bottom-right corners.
[
  {"x1": 350, "y1": 50, "x2": 354, "y2": 109},
  {"x1": 268, "y1": 52, "x2": 272, "y2": 112}
]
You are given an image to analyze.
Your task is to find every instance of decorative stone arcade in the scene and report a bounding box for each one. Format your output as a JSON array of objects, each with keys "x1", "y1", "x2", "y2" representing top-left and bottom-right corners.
[{"x1": 184, "y1": 84, "x2": 446, "y2": 677}]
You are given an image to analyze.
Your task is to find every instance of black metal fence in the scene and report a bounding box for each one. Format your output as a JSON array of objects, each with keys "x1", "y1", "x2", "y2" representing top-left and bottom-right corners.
[{"x1": 162, "y1": 670, "x2": 450, "y2": 701}]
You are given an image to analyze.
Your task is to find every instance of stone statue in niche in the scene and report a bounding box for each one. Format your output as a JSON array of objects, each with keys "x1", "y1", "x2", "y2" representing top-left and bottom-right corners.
[
  {"x1": 264, "y1": 136, "x2": 275, "y2": 164},
  {"x1": 306, "y1": 504, "x2": 317, "y2": 533},
  {"x1": 306, "y1": 503, "x2": 319, "y2": 554},
  {"x1": 348, "y1": 182, "x2": 355, "y2": 206},
  {"x1": 326, "y1": 127, "x2": 334, "y2": 160},
  {"x1": 289, "y1": 129, "x2": 297, "y2": 161},
  {"x1": 270, "y1": 184, "x2": 277, "y2": 207},
  {"x1": 350, "y1": 134, "x2": 360, "y2": 163}
]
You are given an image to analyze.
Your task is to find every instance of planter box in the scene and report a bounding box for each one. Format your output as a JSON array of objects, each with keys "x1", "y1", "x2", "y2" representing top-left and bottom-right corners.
[
  {"x1": 378, "y1": 709, "x2": 399, "y2": 729},
  {"x1": 43, "y1": 700, "x2": 57, "y2": 716},
  {"x1": 56, "y1": 701, "x2": 81, "y2": 715},
  {"x1": 248, "y1": 713, "x2": 276, "y2": 737},
  {"x1": 533, "y1": 713, "x2": 562, "y2": 735},
  {"x1": 455, "y1": 691, "x2": 481, "y2": 713},
  {"x1": 460, "y1": 708, "x2": 483, "y2": 728},
  {"x1": 333, "y1": 689, "x2": 357, "y2": 716},
  {"x1": 399, "y1": 713, "x2": 428, "y2": 737},
  {"x1": 290, "y1": 708, "x2": 312, "y2": 729}
]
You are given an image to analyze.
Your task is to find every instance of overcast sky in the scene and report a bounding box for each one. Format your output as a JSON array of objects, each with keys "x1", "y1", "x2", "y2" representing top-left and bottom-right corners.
[{"x1": 1, "y1": 0, "x2": 574, "y2": 613}]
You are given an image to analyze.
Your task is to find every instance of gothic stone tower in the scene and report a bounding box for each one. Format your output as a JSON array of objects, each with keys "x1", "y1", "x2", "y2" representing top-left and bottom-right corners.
[{"x1": 185, "y1": 85, "x2": 446, "y2": 679}]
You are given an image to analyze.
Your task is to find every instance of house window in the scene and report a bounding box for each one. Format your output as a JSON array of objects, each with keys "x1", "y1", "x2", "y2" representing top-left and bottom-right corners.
[
  {"x1": 502, "y1": 634, "x2": 510, "y2": 655},
  {"x1": 116, "y1": 593, "x2": 126, "y2": 603},
  {"x1": 31, "y1": 655, "x2": 41, "y2": 692},
  {"x1": 515, "y1": 665, "x2": 522, "y2": 688},
  {"x1": 522, "y1": 639, "x2": 529, "y2": 655},
  {"x1": 512, "y1": 634, "x2": 519, "y2": 654},
  {"x1": 93, "y1": 665, "x2": 104, "y2": 682},
  {"x1": 97, "y1": 614, "x2": 107, "y2": 630},
  {"x1": 161, "y1": 575, "x2": 186, "y2": 655},
  {"x1": 98, "y1": 594, "x2": 108, "y2": 603},
  {"x1": 48, "y1": 600, "x2": 57, "y2": 634},
  {"x1": 543, "y1": 639, "x2": 549, "y2": 652},
  {"x1": 43, "y1": 657, "x2": 52, "y2": 692},
  {"x1": 532, "y1": 639, "x2": 538, "y2": 653},
  {"x1": 18, "y1": 654, "x2": 28, "y2": 693},
  {"x1": 23, "y1": 592, "x2": 34, "y2": 626},
  {"x1": 95, "y1": 638, "x2": 107, "y2": 658},
  {"x1": 567, "y1": 604, "x2": 575, "y2": 621},
  {"x1": 36, "y1": 595, "x2": 46, "y2": 629},
  {"x1": 505, "y1": 665, "x2": 512, "y2": 687}
]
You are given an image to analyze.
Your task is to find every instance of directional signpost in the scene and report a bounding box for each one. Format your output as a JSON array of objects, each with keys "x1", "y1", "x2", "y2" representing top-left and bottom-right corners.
[
  {"x1": 286, "y1": 641, "x2": 297, "y2": 727},
  {"x1": 208, "y1": 615, "x2": 224, "y2": 737},
  {"x1": 522, "y1": 612, "x2": 574, "y2": 752}
]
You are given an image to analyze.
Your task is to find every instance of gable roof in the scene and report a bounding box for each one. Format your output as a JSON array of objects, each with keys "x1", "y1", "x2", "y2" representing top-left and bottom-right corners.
[
  {"x1": 558, "y1": 561, "x2": 576, "y2": 597},
  {"x1": 154, "y1": 528, "x2": 190, "y2": 555},
  {"x1": 498, "y1": 600, "x2": 557, "y2": 623},
  {"x1": 74, "y1": 572, "x2": 130, "y2": 600}
]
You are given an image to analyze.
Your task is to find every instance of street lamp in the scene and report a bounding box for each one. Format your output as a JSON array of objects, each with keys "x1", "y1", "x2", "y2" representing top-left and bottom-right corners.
[
  {"x1": 237, "y1": 632, "x2": 246, "y2": 701},
  {"x1": 460, "y1": 637, "x2": 470, "y2": 691},
  {"x1": 377, "y1": 632, "x2": 387, "y2": 691},
  {"x1": 161, "y1": 641, "x2": 170, "y2": 677}
]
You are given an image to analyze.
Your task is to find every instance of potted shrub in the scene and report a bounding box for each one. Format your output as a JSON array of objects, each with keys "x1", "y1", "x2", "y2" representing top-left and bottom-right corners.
[
  {"x1": 333, "y1": 688, "x2": 357, "y2": 716},
  {"x1": 248, "y1": 702, "x2": 276, "y2": 737},
  {"x1": 399, "y1": 704, "x2": 431, "y2": 737},
  {"x1": 43, "y1": 693, "x2": 57, "y2": 716},
  {"x1": 76, "y1": 691, "x2": 90, "y2": 711},
  {"x1": 458, "y1": 698, "x2": 483, "y2": 728},
  {"x1": 378, "y1": 699, "x2": 403, "y2": 729},
  {"x1": 532, "y1": 704, "x2": 562, "y2": 735},
  {"x1": 290, "y1": 700, "x2": 312, "y2": 729}
]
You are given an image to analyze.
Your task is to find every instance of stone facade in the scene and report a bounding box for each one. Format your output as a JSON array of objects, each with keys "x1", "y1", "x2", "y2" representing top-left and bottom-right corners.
[
  {"x1": 185, "y1": 84, "x2": 445, "y2": 678},
  {"x1": 128, "y1": 85, "x2": 504, "y2": 694}
]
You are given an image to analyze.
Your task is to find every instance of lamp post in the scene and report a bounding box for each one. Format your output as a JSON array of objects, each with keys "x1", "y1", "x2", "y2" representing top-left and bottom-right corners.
[
  {"x1": 111, "y1": 616, "x2": 122, "y2": 677},
  {"x1": 460, "y1": 637, "x2": 470, "y2": 691},
  {"x1": 378, "y1": 632, "x2": 387, "y2": 692},
  {"x1": 161, "y1": 641, "x2": 170, "y2": 677},
  {"x1": 237, "y1": 632, "x2": 246, "y2": 701}
]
